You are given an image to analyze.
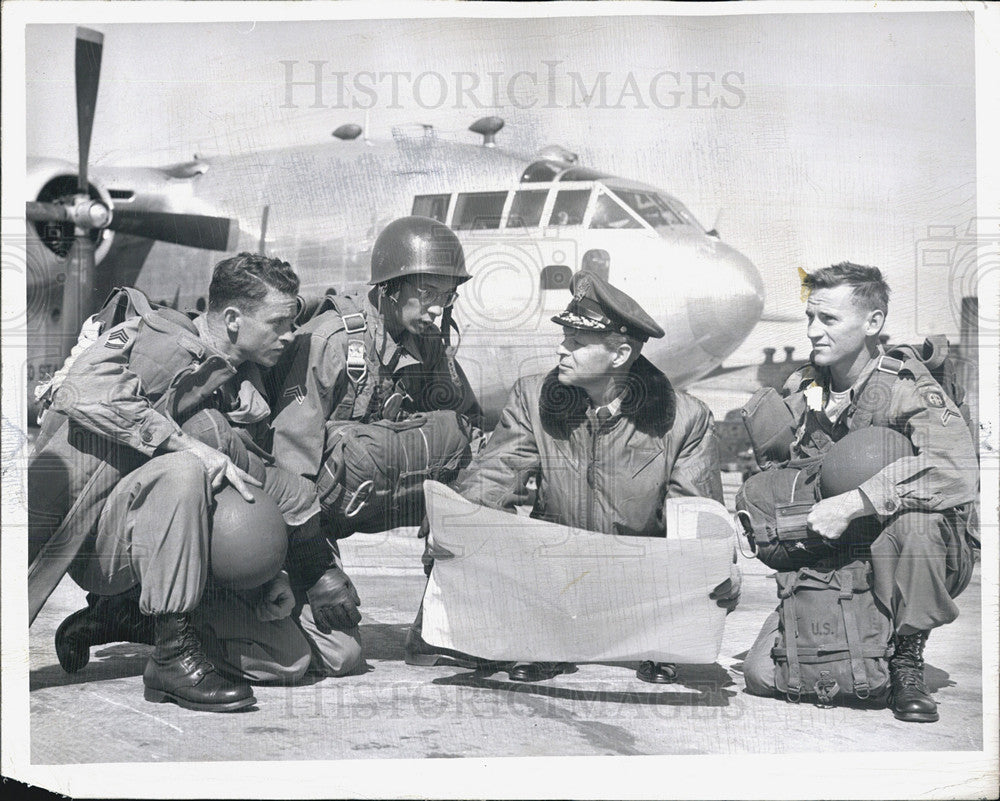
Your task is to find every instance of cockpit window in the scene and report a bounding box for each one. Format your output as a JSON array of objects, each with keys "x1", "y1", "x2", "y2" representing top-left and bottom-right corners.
[
  {"x1": 590, "y1": 193, "x2": 642, "y2": 229},
  {"x1": 660, "y1": 197, "x2": 705, "y2": 231},
  {"x1": 453, "y1": 191, "x2": 507, "y2": 230},
  {"x1": 412, "y1": 194, "x2": 450, "y2": 223},
  {"x1": 611, "y1": 190, "x2": 682, "y2": 228},
  {"x1": 548, "y1": 189, "x2": 590, "y2": 227},
  {"x1": 507, "y1": 190, "x2": 548, "y2": 228}
]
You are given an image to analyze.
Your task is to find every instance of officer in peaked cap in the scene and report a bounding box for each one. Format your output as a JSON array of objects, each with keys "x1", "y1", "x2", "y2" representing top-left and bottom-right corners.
[
  {"x1": 552, "y1": 270, "x2": 665, "y2": 342},
  {"x1": 407, "y1": 269, "x2": 739, "y2": 682}
]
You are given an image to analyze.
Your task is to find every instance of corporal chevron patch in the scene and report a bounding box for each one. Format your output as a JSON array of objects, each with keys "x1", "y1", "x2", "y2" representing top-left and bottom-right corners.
[{"x1": 283, "y1": 384, "x2": 305, "y2": 404}]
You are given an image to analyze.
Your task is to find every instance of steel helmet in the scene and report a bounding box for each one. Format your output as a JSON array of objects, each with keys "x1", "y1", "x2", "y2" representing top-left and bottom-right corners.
[
  {"x1": 369, "y1": 216, "x2": 471, "y2": 286},
  {"x1": 211, "y1": 485, "x2": 288, "y2": 590},
  {"x1": 819, "y1": 427, "x2": 914, "y2": 499}
]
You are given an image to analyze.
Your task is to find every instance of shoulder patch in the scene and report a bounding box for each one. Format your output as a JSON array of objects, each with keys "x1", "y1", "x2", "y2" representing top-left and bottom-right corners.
[{"x1": 922, "y1": 389, "x2": 946, "y2": 408}]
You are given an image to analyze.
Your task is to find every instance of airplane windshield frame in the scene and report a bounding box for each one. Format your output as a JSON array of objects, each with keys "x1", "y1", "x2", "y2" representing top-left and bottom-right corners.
[
  {"x1": 548, "y1": 188, "x2": 591, "y2": 227},
  {"x1": 589, "y1": 189, "x2": 645, "y2": 230},
  {"x1": 661, "y1": 196, "x2": 706, "y2": 232},
  {"x1": 452, "y1": 191, "x2": 507, "y2": 230},
  {"x1": 603, "y1": 187, "x2": 683, "y2": 230}
]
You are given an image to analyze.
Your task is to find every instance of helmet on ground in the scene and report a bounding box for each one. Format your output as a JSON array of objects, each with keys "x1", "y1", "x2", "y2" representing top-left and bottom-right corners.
[
  {"x1": 819, "y1": 427, "x2": 914, "y2": 499},
  {"x1": 211, "y1": 485, "x2": 288, "y2": 590},
  {"x1": 369, "y1": 216, "x2": 471, "y2": 286}
]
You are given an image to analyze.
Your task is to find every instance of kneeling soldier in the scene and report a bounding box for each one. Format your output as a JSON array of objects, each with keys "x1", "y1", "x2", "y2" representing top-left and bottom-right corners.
[
  {"x1": 741, "y1": 263, "x2": 978, "y2": 722},
  {"x1": 31, "y1": 254, "x2": 316, "y2": 711},
  {"x1": 266, "y1": 216, "x2": 483, "y2": 678}
]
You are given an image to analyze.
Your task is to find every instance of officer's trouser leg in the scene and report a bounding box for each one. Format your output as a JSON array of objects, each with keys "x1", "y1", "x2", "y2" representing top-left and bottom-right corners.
[
  {"x1": 743, "y1": 609, "x2": 780, "y2": 696},
  {"x1": 85, "y1": 451, "x2": 211, "y2": 614},
  {"x1": 870, "y1": 510, "x2": 973, "y2": 636},
  {"x1": 191, "y1": 588, "x2": 312, "y2": 684}
]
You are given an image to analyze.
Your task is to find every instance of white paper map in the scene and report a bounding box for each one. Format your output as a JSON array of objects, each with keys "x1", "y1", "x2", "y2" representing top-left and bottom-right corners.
[{"x1": 421, "y1": 481, "x2": 736, "y2": 663}]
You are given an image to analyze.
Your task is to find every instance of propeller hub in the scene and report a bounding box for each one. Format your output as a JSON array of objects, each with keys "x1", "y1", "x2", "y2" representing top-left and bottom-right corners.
[{"x1": 73, "y1": 197, "x2": 112, "y2": 229}]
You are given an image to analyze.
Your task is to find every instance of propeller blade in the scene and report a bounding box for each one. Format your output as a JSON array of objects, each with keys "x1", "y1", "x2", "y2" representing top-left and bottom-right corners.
[
  {"x1": 109, "y1": 208, "x2": 239, "y2": 251},
  {"x1": 26, "y1": 201, "x2": 71, "y2": 224},
  {"x1": 75, "y1": 27, "x2": 104, "y2": 195},
  {"x1": 60, "y1": 231, "x2": 97, "y2": 358},
  {"x1": 26, "y1": 199, "x2": 111, "y2": 228}
]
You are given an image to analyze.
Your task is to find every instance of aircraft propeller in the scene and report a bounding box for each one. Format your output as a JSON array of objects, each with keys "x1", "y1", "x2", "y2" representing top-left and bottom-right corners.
[{"x1": 24, "y1": 27, "x2": 238, "y2": 357}]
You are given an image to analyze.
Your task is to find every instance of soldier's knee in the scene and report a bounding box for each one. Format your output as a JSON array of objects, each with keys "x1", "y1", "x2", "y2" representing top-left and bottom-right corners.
[
  {"x1": 324, "y1": 635, "x2": 364, "y2": 677},
  {"x1": 876, "y1": 511, "x2": 948, "y2": 555},
  {"x1": 742, "y1": 650, "x2": 776, "y2": 697},
  {"x1": 258, "y1": 646, "x2": 312, "y2": 685},
  {"x1": 308, "y1": 630, "x2": 364, "y2": 677},
  {"x1": 142, "y1": 452, "x2": 210, "y2": 500}
]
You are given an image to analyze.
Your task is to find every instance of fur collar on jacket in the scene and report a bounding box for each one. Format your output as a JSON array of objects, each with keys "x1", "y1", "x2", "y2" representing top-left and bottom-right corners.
[{"x1": 539, "y1": 356, "x2": 676, "y2": 438}]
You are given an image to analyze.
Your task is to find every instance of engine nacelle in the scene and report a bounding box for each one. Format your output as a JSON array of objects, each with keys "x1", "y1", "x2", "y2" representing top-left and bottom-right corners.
[{"x1": 27, "y1": 158, "x2": 116, "y2": 263}]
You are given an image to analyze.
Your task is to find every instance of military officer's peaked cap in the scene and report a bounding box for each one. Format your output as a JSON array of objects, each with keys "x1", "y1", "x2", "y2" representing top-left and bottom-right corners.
[{"x1": 551, "y1": 271, "x2": 665, "y2": 342}]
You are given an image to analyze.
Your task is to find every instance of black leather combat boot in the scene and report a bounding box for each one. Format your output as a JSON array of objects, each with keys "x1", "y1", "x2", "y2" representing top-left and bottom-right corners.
[
  {"x1": 55, "y1": 590, "x2": 156, "y2": 673},
  {"x1": 142, "y1": 614, "x2": 255, "y2": 712},
  {"x1": 889, "y1": 631, "x2": 938, "y2": 723}
]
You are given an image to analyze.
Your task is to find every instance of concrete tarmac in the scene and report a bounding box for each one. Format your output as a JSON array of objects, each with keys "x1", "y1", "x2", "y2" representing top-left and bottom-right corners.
[{"x1": 28, "y1": 478, "x2": 985, "y2": 764}]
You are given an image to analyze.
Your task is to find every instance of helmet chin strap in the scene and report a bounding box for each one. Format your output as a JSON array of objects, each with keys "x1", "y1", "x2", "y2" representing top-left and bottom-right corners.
[{"x1": 441, "y1": 305, "x2": 462, "y2": 388}]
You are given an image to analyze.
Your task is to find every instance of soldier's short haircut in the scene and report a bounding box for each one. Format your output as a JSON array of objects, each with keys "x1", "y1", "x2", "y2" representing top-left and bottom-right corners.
[
  {"x1": 804, "y1": 262, "x2": 890, "y2": 314},
  {"x1": 209, "y1": 252, "x2": 299, "y2": 312}
]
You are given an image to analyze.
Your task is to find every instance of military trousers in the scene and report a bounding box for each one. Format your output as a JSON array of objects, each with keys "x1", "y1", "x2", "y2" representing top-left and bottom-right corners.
[
  {"x1": 285, "y1": 522, "x2": 365, "y2": 678},
  {"x1": 71, "y1": 450, "x2": 312, "y2": 684},
  {"x1": 743, "y1": 508, "x2": 974, "y2": 697}
]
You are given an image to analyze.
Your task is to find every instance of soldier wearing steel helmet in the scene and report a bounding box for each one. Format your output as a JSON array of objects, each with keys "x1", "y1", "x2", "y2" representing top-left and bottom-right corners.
[
  {"x1": 266, "y1": 216, "x2": 483, "y2": 677},
  {"x1": 740, "y1": 262, "x2": 979, "y2": 722}
]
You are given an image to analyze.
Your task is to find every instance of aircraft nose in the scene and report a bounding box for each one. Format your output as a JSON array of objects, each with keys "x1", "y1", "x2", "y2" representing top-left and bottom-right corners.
[
  {"x1": 725, "y1": 251, "x2": 766, "y2": 332},
  {"x1": 683, "y1": 247, "x2": 764, "y2": 364}
]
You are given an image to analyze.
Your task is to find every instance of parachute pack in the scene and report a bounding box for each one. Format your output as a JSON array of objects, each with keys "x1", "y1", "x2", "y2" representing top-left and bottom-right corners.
[{"x1": 315, "y1": 410, "x2": 474, "y2": 534}]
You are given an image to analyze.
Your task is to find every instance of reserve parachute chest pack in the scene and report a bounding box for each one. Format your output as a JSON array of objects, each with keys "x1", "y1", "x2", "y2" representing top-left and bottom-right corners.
[
  {"x1": 301, "y1": 292, "x2": 475, "y2": 535},
  {"x1": 735, "y1": 336, "x2": 975, "y2": 569},
  {"x1": 316, "y1": 411, "x2": 474, "y2": 534}
]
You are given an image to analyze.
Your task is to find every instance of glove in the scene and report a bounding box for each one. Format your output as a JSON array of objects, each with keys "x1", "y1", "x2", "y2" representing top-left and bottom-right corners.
[
  {"x1": 256, "y1": 571, "x2": 295, "y2": 622},
  {"x1": 709, "y1": 563, "x2": 743, "y2": 614},
  {"x1": 306, "y1": 565, "x2": 362, "y2": 633}
]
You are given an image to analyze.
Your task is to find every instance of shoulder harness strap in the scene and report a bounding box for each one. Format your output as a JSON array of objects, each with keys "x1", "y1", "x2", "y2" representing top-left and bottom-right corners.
[
  {"x1": 848, "y1": 354, "x2": 903, "y2": 431},
  {"x1": 318, "y1": 293, "x2": 376, "y2": 421}
]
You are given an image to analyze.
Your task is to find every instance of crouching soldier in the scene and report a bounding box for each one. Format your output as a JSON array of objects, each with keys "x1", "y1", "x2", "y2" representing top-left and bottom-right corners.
[
  {"x1": 30, "y1": 254, "x2": 317, "y2": 712},
  {"x1": 412, "y1": 271, "x2": 740, "y2": 683},
  {"x1": 266, "y1": 216, "x2": 483, "y2": 677},
  {"x1": 740, "y1": 263, "x2": 978, "y2": 722}
]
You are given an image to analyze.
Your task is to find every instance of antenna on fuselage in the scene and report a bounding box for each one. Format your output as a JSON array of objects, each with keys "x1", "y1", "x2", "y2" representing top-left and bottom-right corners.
[
  {"x1": 469, "y1": 116, "x2": 504, "y2": 147},
  {"x1": 332, "y1": 123, "x2": 363, "y2": 141},
  {"x1": 707, "y1": 208, "x2": 723, "y2": 239}
]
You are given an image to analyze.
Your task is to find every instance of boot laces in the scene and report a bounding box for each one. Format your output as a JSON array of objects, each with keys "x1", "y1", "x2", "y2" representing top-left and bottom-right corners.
[
  {"x1": 892, "y1": 663, "x2": 926, "y2": 691},
  {"x1": 176, "y1": 620, "x2": 215, "y2": 673}
]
